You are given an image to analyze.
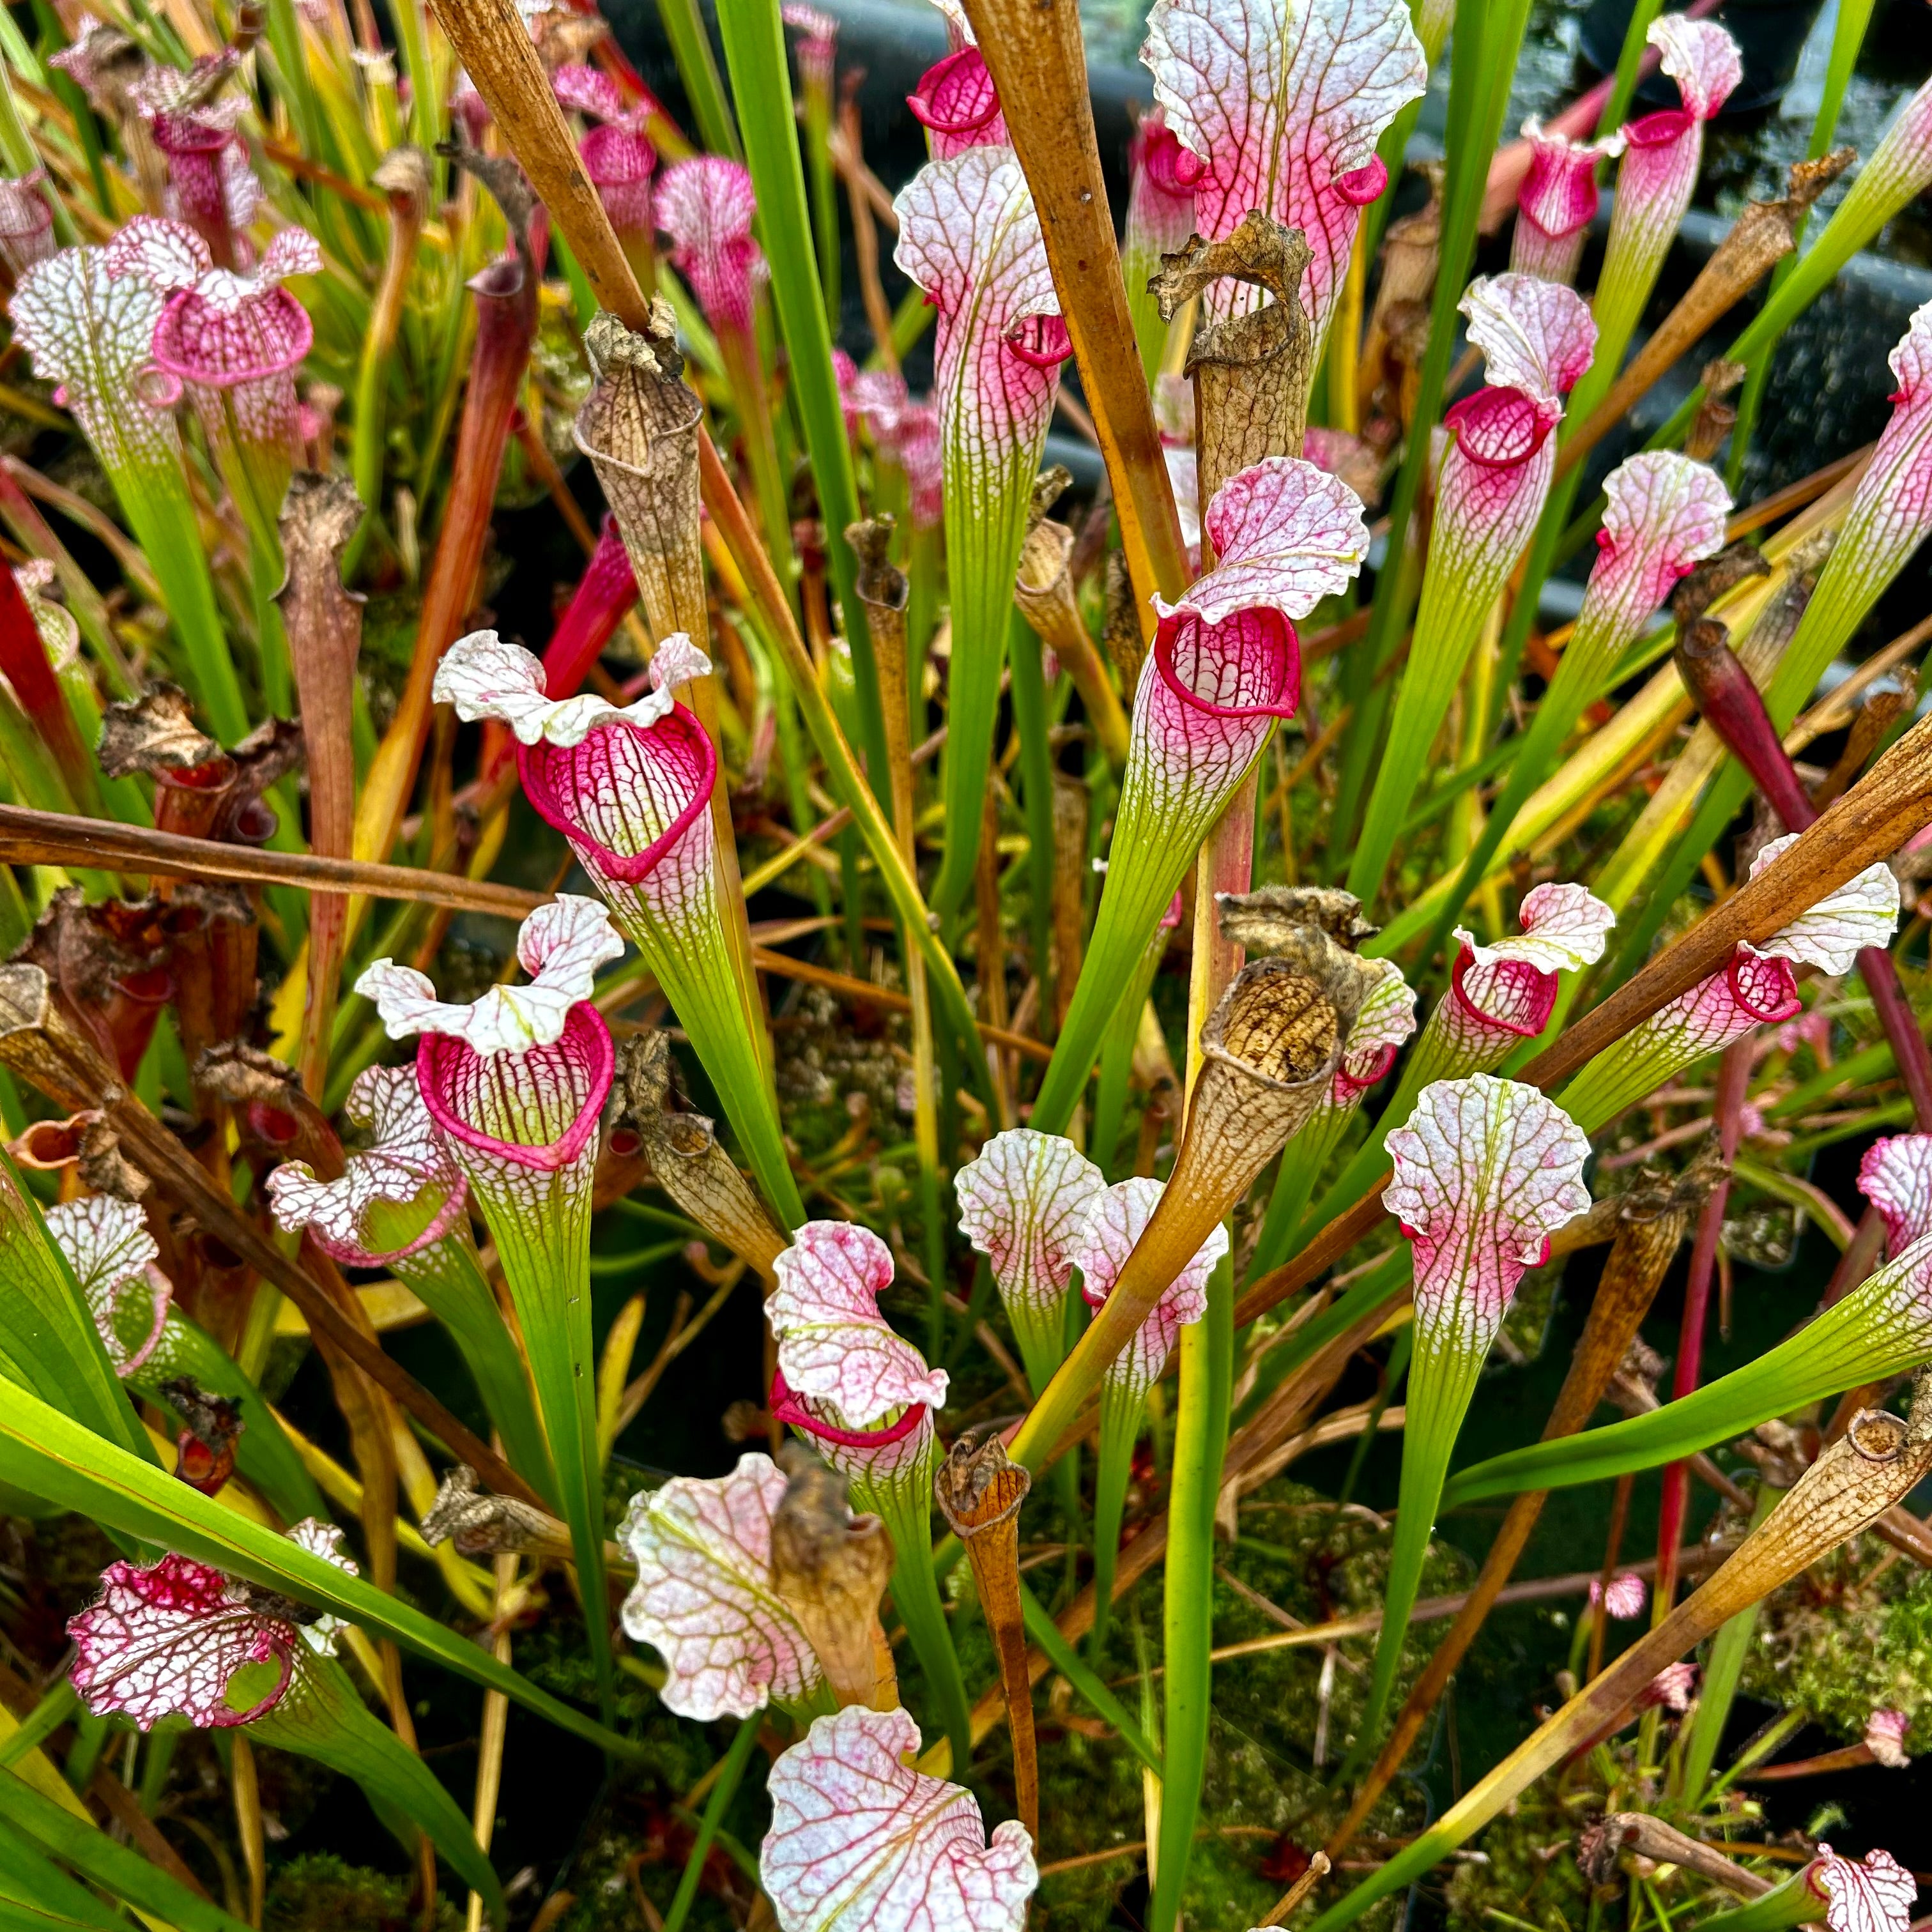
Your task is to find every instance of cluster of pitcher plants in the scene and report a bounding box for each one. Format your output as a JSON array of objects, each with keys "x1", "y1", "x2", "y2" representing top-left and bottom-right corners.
[{"x1": 0, "y1": 0, "x2": 1929, "y2": 1924}]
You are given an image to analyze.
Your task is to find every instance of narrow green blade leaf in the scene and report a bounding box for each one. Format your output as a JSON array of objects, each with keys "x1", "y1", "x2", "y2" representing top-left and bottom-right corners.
[
  {"x1": 1443, "y1": 1288, "x2": 1928, "y2": 1506},
  {"x1": 0, "y1": 1820, "x2": 133, "y2": 1932},
  {"x1": 714, "y1": 0, "x2": 888, "y2": 799},
  {"x1": 0, "y1": 1765, "x2": 249, "y2": 1932},
  {"x1": 254, "y1": 1658, "x2": 504, "y2": 1924},
  {"x1": 392, "y1": 1240, "x2": 556, "y2": 1508},
  {"x1": 0, "y1": 1380, "x2": 640, "y2": 1758},
  {"x1": 1018, "y1": 1584, "x2": 1162, "y2": 1778},
  {"x1": 0, "y1": 1151, "x2": 150, "y2": 1466}
]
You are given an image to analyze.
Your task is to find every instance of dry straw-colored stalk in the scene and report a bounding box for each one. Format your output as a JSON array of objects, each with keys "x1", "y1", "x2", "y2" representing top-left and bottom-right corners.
[
  {"x1": 1560, "y1": 153, "x2": 1854, "y2": 477},
  {"x1": 934, "y1": 1432, "x2": 1038, "y2": 1842},
  {"x1": 274, "y1": 471, "x2": 364, "y2": 1098},
  {"x1": 1307, "y1": 1380, "x2": 1932, "y2": 1929},
  {"x1": 958, "y1": 0, "x2": 1190, "y2": 620}
]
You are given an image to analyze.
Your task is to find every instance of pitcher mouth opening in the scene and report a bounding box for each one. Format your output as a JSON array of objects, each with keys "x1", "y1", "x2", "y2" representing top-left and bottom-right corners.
[
  {"x1": 1004, "y1": 313, "x2": 1074, "y2": 370},
  {"x1": 1445, "y1": 386, "x2": 1556, "y2": 469},
  {"x1": 908, "y1": 47, "x2": 1002, "y2": 144},
  {"x1": 1449, "y1": 946, "x2": 1558, "y2": 1039},
  {"x1": 151, "y1": 287, "x2": 314, "y2": 390},
  {"x1": 1153, "y1": 604, "x2": 1300, "y2": 723},
  {"x1": 515, "y1": 707, "x2": 717, "y2": 887},
  {"x1": 416, "y1": 1005, "x2": 615, "y2": 1172},
  {"x1": 769, "y1": 1369, "x2": 930, "y2": 1450}
]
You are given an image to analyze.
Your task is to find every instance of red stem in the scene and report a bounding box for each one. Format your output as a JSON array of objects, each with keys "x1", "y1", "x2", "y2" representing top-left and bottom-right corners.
[
  {"x1": 0, "y1": 567, "x2": 95, "y2": 811},
  {"x1": 376, "y1": 259, "x2": 537, "y2": 855},
  {"x1": 543, "y1": 514, "x2": 640, "y2": 697}
]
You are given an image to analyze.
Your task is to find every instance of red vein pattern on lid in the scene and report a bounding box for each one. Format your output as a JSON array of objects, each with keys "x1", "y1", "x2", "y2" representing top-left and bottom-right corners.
[
  {"x1": 72, "y1": 1555, "x2": 300, "y2": 1728},
  {"x1": 1140, "y1": 0, "x2": 1427, "y2": 343}
]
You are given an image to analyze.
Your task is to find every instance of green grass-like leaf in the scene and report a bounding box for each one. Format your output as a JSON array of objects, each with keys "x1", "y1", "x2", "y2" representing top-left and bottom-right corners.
[{"x1": 0, "y1": 1377, "x2": 641, "y2": 1759}]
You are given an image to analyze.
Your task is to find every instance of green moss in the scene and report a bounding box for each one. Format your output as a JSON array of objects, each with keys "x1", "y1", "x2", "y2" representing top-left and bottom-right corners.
[
  {"x1": 264, "y1": 1853, "x2": 462, "y2": 1932},
  {"x1": 1496, "y1": 1255, "x2": 1563, "y2": 1367},
  {"x1": 1443, "y1": 1781, "x2": 1593, "y2": 1932},
  {"x1": 1030, "y1": 1480, "x2": 1465, "y2": 1931},
  {"x1": 536, "y1": 1747, "x2": 768, "y2": 1932},
  {"x1": 1740, "y1": 1534, "x2": 1932, "y2": 1751}
]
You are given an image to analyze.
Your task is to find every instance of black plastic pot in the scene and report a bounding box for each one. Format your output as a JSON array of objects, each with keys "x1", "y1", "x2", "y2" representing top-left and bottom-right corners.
[{"x1": 1579, "y1": 0, "x2": 1827, "y2": 113}]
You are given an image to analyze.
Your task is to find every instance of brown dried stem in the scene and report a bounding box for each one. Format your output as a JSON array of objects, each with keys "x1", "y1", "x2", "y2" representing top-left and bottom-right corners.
[
  {"x1": 1010, "y1": 952, "x2": 1349, "y2": 1467},
  {"x1": 1328, "y1": 1159, "x2": 1719, "y2": 1853},
  {"x1": 935, "y1": 1432, "x2": 1038, "y2": 1841},
  {"x1": 1235, "y1": 705, "x2": 1932, "y2": 1326},
  {"x1": 1559, "y1": 153, "x2": 1853, "y2": 477},
  {"x1": 958, "y1": 0, "x2": 1190, "y2": 624},
  {"x1": 1335, "y1": 1384, "x2": 1932, "y2": 1913},
  {"x1": 0, "y1": 803, "x2": 544, "y2": 916},
  {"x1": 275, "y1": 473, "x2": 364, "y2": 1098}
]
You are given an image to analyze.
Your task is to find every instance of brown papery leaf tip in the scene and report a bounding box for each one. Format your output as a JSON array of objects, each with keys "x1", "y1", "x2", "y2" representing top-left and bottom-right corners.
[
  {"x1": 1152, "y1": 211, "x2": 1313, "y2": 326},
  {"x1": 195, "y1": 1041, "x2": 298, "y2": 1104},
  {"x1": 933, "y1": 1429, "x2": 1031, "y2": 1539},
  {"x1": 421, "y1": 1465, "x2": 562, "y2": 1556},
  {"x1": 98, "y1": 685, "x2": 222, "y2": 778},
  {"x1": 78, "y1": 1119, "x2": 148, "y2": 1201},
  {"x1": 1619, "y1": 1146, "x2": 1726, "y2": 1223},
  {"x1": 1669, "y1": 543, "x2": 1770, "y2": 626},
  {"x1": 1216, "y1": 884, "x2": 1378, "y2": 953},
  {"x1": 1210, "y1": 908, "x2": 1385, "y2": 1051},
  {"x1": 1029, "y1": 463, "x2": 1072, "y2": 528},
  {"x1": 845, "y1": 516, "x2": 907, "y2": 611},
  {"x1": 371, "y1": 144, "x2": 431, "y2": 210},
  {"x1": 1788, "y1": 146, "x2": 1855, "y2": 213},
  {"x1": 160, "y1": 1376, "x2": 245, "y2": 1453},
  {"x1": 615, "y1": 1031, "x2": 673, "y2": 1118},
  {"x1": 772, "y1": 1444, "x2": 885, "y2": 1570},
  {"x1": 279, "y1": 471, "x2": 364, "y2": 569},
  {"x1": 440, "y1": 139, "x2": 538, "y2": 254},
  {"x1": 770, "y1": 1445, "x2": 898, "y2": 1709},
  {"x1": 1703, "y1": 358, "x2": 1749, "y2": 401},
  {"x1": 583, "y1": 298, "x2": 684, "y2": 382}
]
